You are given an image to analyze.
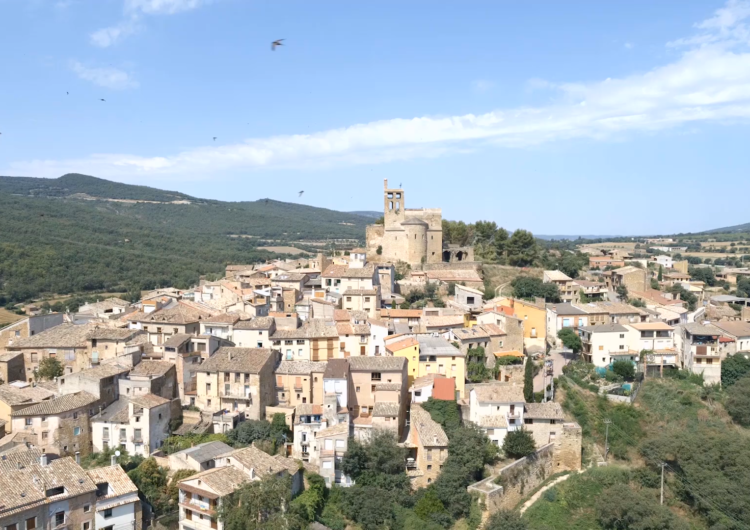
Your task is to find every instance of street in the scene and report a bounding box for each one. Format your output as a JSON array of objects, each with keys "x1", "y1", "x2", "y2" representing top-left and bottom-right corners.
[{"x1": 533, "y1": 348, "x2": 574, "y2": 393}]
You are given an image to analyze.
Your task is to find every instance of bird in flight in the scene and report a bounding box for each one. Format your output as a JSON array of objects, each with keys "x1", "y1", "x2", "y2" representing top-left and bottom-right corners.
[
  {"x1": 213, "y1": 137, "x2": 217, "y2": 141},
  {"x1": 66, "y1": 91, "x2": 69, "y2": 95},
  {"x1": 298, "y1": 190, "x2": 304, "y2": 197},
  {"x1": 272, "y1": 39, "x2": 284, "y2": 51},
  {"x1": 399, "y1": 182, "x2": 402, "y2": 188},
  {"x1": 100, "y1": 99, "x2": 106, "y2": 102}
]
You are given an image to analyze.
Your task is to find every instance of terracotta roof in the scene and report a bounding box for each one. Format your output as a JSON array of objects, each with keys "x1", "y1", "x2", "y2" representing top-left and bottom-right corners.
[
  {"x1": 295, "y1": 404, "x2": 323, "y2": 416},
  {"x1": 195, "y1": 348, "x2": 275, "y2": 374},
  {"x1": 343, "y1": 289, "x2": 378, "y2": 296},
  {"x1": 333, "y1": 310, "x2": 351, "y2": 322},
  {"x1": 179, "y1": 466, "x2": 248, "y2": 497},
  {"x1": 713, "y1": 321, "x2": 750, "y2": 338},
  {"x1": 409, "y1": 373, "x2": 438, "y2": 391},
  {"x1": 171, "y1": 441, "x2": 234, "y2": 463},
  {"x1": 202, "y1": 313, "x2": 241, "y2": 325},
  {"x1": 424, "y1": 315, "x2": 465, "y2": 329},
  {"x1": 271, "y1": 319, "x2": 338, "y2": 339},
  {"x1": 316, "y1": 423, "x2": 349, "y2": 438},
  {"x1": 336, "y1": 322, "x2": 354, "y2": 335},
  {"x1": 380, "y1": 309, "x2": 423, "y2": 319},
  {"x1": 494, "y1": 350, "x2": 524, "y2": 358},
  {"x1": 411, "y1": 404, "x2": 448, "y2": 446},
  {"x1": 11, "y1": 391, "x2": 98, "y2": 417},
  {"x1": 86, "y1": 465, "x2": 138, "y2": 499},
  {"x1": 348, "y1": 356, "x2": 406, "y2": 372},
  {"x1": 132, "y1": 302, "x2": 213, "y2": 324},
  {"x1": 322, "y1": 263, "x2": 376, "y2": 279},
  {"x1": 0, "y1": 384, "x2": 55, "y2": 406},
  {"x1": 220, "y1": 446, "x2": 292, "y2": 478},
  {"x1": 234, "y1": 317, "x2": 275, "y2": 330},
  {"x1": 385, "y1": 337, "x2": 418, "y2": 353},
  {"x1": 323, "y1": 359, "x2": 349, "y2": 379},
  {"x1": 87, "y1": 328, "x2": 143, "y2": 341},
  {"x1": 374, "y1": 383, "x2": 402, "y2": 391},
  {"x1": 275, "y1": 360, "x2": 327, "y2": 375},
  {"x1": 76, "y1": 363, "x2": 130, "y2": 380},
  {"x1": 433, "y1": 378, "x2": 456, "y2": 400},
  {"x1": 470, "y1": 382, "x2": 524, "y2": 403},
  {"x1": 163, "y1": 333, "x2": 192, "y2": 348},
  {"x1": 524, "y1": 402, "x2": 565, "y2": 420}
]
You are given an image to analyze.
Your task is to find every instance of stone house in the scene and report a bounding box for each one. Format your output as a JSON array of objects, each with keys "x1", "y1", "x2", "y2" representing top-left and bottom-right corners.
[
  {"x1": 467, "y1": 382, "x2": 525, "y2": 447},
  {"x1": 543, "y1": 270, "x2": 579, "y2": 304},
  {"x1": 199, "y1": 313, "x2": 241, "y2": 342},
  {"x1": 712, "y1": 321, "x2": 750, "y2": 353},
  {"x1": 408, "y1": 374, "x2": 455, "y2": 404},
  {"x1": 57, "y1": 363, "x2": 130, "y2": 408},
  {"x1": 322, "y1": 263, "x2": 378, "y2": 296},
  {"x1": 86, "y1": 465, "x2": 141, "y2": 530},
  {"x1": 0, "y1": 453, "x2": 99, "y2": 530},
  {"x1": 546, "y1": 303, "x2": 590, "y2": 347},
  {"x1": 342, "y1": 289, "x2": 381, "y2": 319},
  {"x1": 454, "y1": 284, "x2": 484, "y2": 312},
  {"x1": 0, "y1": 352, "x2": 25, "y2": 385},
  {"x1": 91, "y1": 394, "x2": 172, "y2": 456},
  {"x1": 603, "y1": 265, "x2": 648, "y2": 293},
  {"x1": 589, "y1": 256, "x2": 625, "y2": 269},
  {"x1": 379, "y1": 309, "x2": 423, "y2": 332},
  {"x1": 271, "y1": 319, "x2": 339, "y2": 362},
  {"x1": 577, "y1": 301, "x2": 649, "y2": 325},
  {"x1": 0, "y1": 313, "x2": 64, "y2": 351},
  {"x1": 87, "y1": 328, "x2": 147, "y2": 367},
  {"x1": 122, "y1": 360, "x2": 177, "y2": 400},
  {"x1": 523, "y1": 402, "x2": 566, "y2": 448},
  {"x1": 492, "y1": 298, "x2": 547, "y2": 349},
  {"x1": 315, "y1": 423, "x2": 353, "y2": 487},
  {"x1": 348, "y1": 356, "x2": 408, "y2": 438},
  {"x1": 192, "y1": 348, "x2": 278, "y2": 420},
  {"x1": 0, "y1": 383, "x2": 56, "y2": 433},
  {"x1": 335, "y1": 320, "x2": 371, "y2": 358},
  {"x1": 232, "y1": 316, "x2": 276, "y2": 349},
  {"x1": 10, "y1": 391, "x2": 101, "y2": 457},
  {"x1": 274, "y1": 360, "x2": 327, "y2": 408},
  {"x1": 127, "y1": 302, "x2": 213, "y2": 348},
  {"x1": 405, "y1": 404, "x2": 449, "y2": 488}
]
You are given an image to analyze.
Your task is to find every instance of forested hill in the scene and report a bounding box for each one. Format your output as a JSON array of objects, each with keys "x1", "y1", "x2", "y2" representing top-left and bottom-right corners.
[{"x1": 0, "y1": 174, "x2": 371, "y2": 305}]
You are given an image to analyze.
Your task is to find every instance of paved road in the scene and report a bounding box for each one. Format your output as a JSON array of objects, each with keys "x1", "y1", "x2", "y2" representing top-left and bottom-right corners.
[{"x1": 533, "y1": 348, "x2": 574, "y2": 393}]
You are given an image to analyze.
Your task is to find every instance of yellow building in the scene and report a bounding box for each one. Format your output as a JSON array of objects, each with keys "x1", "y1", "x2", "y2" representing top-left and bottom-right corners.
[
  {"x1": 386, "y1": 337, "x2": 420, "y2": 386},
  {"x1": 494, "y1": 298, "x2": 546, "y2": 346},
  {"x1": 416, "y1": 336, "x2": 466, "y2": 399}
]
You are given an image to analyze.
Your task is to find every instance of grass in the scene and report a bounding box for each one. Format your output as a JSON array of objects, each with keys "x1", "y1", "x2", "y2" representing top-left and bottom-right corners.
[
  {"x1": 0, "y1": 308, "x2": 24, "y2": 327},
  {"x1": 483, "y1": 264, "x2": 543, "y2": 296}
]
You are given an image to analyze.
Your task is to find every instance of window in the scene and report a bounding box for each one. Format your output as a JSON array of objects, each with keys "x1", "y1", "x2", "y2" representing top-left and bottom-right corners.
[
  {"x1": 42, "y1": 431, "x2": 49, "y2": 440},
  {"x1": 427, "y1": 464, "x2": 432, "y2": 470},
  {"x1": 82, "y1": 523, "x2": 90, "y2": 530},
  {"x1": 26, "y1": 518, "x2": 36, "y2": 530},
  {"x1": 103, "y1": 509, "x2": 113, "y2": 519},
  {"x1": 598, "y1": 345, "x2": 604, "y2": 351},
  {"x1": 619, "y1": 345, "x2": 624, "y2": 350},
  {"x1": 55, "y1": 512, "x2": 65, "y2": 527},
  {"x1": 73, "y1": 412, "x2": 78, "y2": 419},
  {"x1": 25, "y1": 418, "x2": 32, "y2": 426},
  {"x1": 207, "y1": 399, "x2": 212, "y2": 407},
  {"x1": 83, "y1": 505, "x2": 91, "y2": 514},
  {"x1": 619, "y1": 334, "x2": 625, "y2": 339},
  {"x1": 206, "y1": 383, "x2": 211, "y2": 392},
  {"x1": 73, "y1": 426, "x2": 81, "y2": 436},
  {"x1": 524, "y1": 418, "x2": 533, "y2": 424},
  {"x1": 6, "y1": 525, "x2": 17, "y2": 530},
  {"x1": 356, "y1": 386, "x2": 360, "y2": 393}
]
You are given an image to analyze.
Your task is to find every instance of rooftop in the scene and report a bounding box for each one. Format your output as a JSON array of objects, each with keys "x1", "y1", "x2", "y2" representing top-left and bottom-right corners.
[
  {"x1": 163, "y1": 333, "x2": 192, "y2": 348},
  {"x1": 524, "y1": 402, "x2": 565, "y2": 420},
  {"x1": 544, "y1": 270, "x2": 573, "y2": 282},
  {"x1": 11, "y1": 391, "x2": 98, "y2": 417},
  {"x1": 380, "y1": 309, "x2": 423, "y2": 319},
  {"x1": 10, "y1": 323, "x2": 98, "y2": 349},
  {"x1": 322, "y1": 263, "x2": 376, "y2": 279},
  {"x1": 234, "y1": 316, "x2": 275, "y2": 330},
  {"x1": 546, "y1": 303, "x2": 588, "y2": 316},
  {"x1": 372, "y1": 402, "x2": 400, "y2": 417},
  {"x1": 86, "y1": 465, "x2": 138, "y2": 499},
  {"x1": 129, "y1": 393, "x2": 170, "y2": 409},
  {"x1": 0, "y1": 384, "x2": 55, "y2": 406},
  {"x1": 578, "y1": 323, "x2": 630, "y2": 333},
  {"x1": 172, "y1": 441, "x2": 234, "y2": 463},
  {"x1": 131, "y1": 302, "x2": 213, "y2": 324},
  {"x1": 87, "y1": 328, "x2": 143, "y2": 341},
  {"x1": 628, "y1": 322, "x2": 674, "y2": 331},
  {"x1": 470, "y1": 382, "x2": 525, "y2": 403},
  {"x1": 417, "y1": 336, "x2": 463, "y2": 357},
  {"x1": 275, "y1": 360, "x2": 328, "y2": 375},
  {"x1": 323, "y1": 359, "x2": 350, "y2": 379},
  {"x1": 219, "y1": 446, "x2": 294, "y2": 478},
  {"x1": 179, "y1": 466, "x2": 248, "y2": 497},
  {"x1": 348, "y1": 356, "x2": 407, "y2": 372},
  {"x1": 129, "y1": 360, "x2": 174, "y2": 377},
  {"x1": 433, "y1": 377, "x2": 456, "y2": 400},
  {"x1": 385, "y1": 337, "x2": 419, "y2": 353},
  {"x1": 411, "y1": 404, "x2": 449, "y2": 446},
  {"x1": 195, "y1": 348, "x2": 275, "y2": 374},
  {"x1": 712, "y1": 321, "x2": 750, "y2": 337}
]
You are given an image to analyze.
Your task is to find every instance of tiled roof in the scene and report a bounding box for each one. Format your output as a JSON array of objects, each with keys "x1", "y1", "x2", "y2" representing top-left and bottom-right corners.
[
  {"x1": 348, "y1": 356, "x2": 406, "y2": 372},
  {"x1": 180, "y1": 466, "x2": 248, "y2": 497},
  {"x1": 374, "y1": 383, "x2": 402, "y2": 391},
  {"x1": 0, "y1": 384, "x2": 55, "y2": 406},
  {"x1": 86, "y1": 465, "x2": 138, "y2": 499},
  {"x1": 129, "y1": 393, "x2": 170, "y2": 409},
  {"x1": 424, "y1": 315, "x2": 465, "y2": 328},
  {"x1": 628, "y1": 322, "x2": 674, "y2": 331},
  {"x1": 380, "y1": 309, "x2": 423, "y2": 319},
  {"x1": 271, "y1": 319, "x2": 339, "y2": 340},
  {"x1": 713, "y1": 321, "x2": 750, "y2": 338},
  {"x1": 424, "y1": 269, "x2": 482, "y2": 282},
  {"x1": 173, "y1": 441, "x2": 234, "y2": 463},
  {"x1": 544, "y1": 270, "x2": 572, "y2": 281},
  {"x1": 433, "y1": 378, "x2": 456, "y2": 400},
  {"x1": 77, "y1": 363, "x2": 130, "y2": 380},
  {"x1": 470, "y1": 383, "x2": 524, "y2": 403},
  {"x1": 295, "y1": 404, "x2": 323, "y2": 416},
  {"x1": 385, "y1": 337, "x2": 418, "y2": 353},
  {"x1": 220, "y1": 446, "x2": 291, "y2": 478},
  {"x1": 315, "y1": 423, "x2": 349, "y2": 438},
  {"x1": 477, "y1": 414, "x2": 508, "y2": 428},
  {"x1": 411, "y1": 404, "x2": 448, "y2": 446},
  {"x1": 91, "y1": 398, "x2": 129, "y2": 423},
  {"x1": 129, "y1": 360, "x2": 174, "y2": 377},
  {"x1": 196, "y1": 347, "x2": 274, "y2": 374},
  {"x1": 234, "y1": 317, "x2": 275, "y2": 330},
  {"x1": 87, "y1": 328, "x2": 142, "y2": 341},
  {"x1": 323, "y1": 359, "x2": 349, "y2": 379},
  {"x1": 9, "y1": 323, "x2": 97, "y2": 349},
  {"x1": 579, "y1": 301, "x2": 648, "y2": 316},
  {"x1": 409, "y1": 373, "x2": 438, "y2": 391},
  {"x1": 343, "y1": 289, "x2": 378, "y2": 296},
  {"x1": 11, "y1": 391, "x2": 98, "y2": 417},
  {"x1": 322, "y1": 264, "x2": 376, "y2": 279},
  {"x1": 0, "y1": 456, "x2": 97, "y2": 516},
  {"x1": 163, "y1": 333, "x2": 192, "y2": 348},
  {"x1": 578, "y1": 323, "x2": 629, "y2": 333},
  {"x1": 546, "y1": 303, "x2": 588, "y2": 316},
  {"x1": 524, "y1": 402, "x2": 564, "y2": 420},
  {"x1": 683, "y1": 323, "x2": 723, "y2": 336},
  {"x1": 275, "y1": 360, "x2": 327, "y2": 375},
  {"x1": 133, "y1": 302, "x2": 213, "y2": 324},
  {"x1": 372, "y1": 402, "x2": 400, "y2": 417},
  {"x1": 273, "y1": 272, "x2": 308, "y2": 282}
]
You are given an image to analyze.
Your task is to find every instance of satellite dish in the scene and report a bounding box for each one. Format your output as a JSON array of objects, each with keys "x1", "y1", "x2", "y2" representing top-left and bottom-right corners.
[{"x1": 115, "y1": 450, "x2": 121, "y2": 457}]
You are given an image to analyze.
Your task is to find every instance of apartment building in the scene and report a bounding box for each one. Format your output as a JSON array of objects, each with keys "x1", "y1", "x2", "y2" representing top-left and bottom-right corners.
[
  {"x1": 86, "y1": 465, "x2": 141, "y2": 530},
  {"x1": 467, "y1": 382, "x2": 526, "y2": 447},
  {"x1": 231, "y1": 316, "x2": 276, "y2": 348},
  {"x1": 273, "y1": 360, "x2": 326, "y2": 408},
  {"x1": 348, "y1": 356, "x2": 408, "y2": 438},
  {"x1": 416, "y1": 336, "x2": 465, "y2": 399},
  {"x1": 543, "y1": 270, "x2": 579, "y2": 304},
  {"x1": 271, "y1": 319, "x2": 339, "y2": 362},
  {"x1": 677, "y1": 323, "x2": 731, "y2": 385},
  {"x1": 578, "y1": 323, "x2": 631, "y2": 368},
  {"x1": 92, "y1": 394, "x2": 171, "y2": 456}
]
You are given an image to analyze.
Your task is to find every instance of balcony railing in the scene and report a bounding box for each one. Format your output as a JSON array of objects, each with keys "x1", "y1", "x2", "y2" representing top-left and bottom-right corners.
[
  {"x1": 320, "y1": 449, "x2": 344, "y2": 458},
  {"x1": 130, "y1": 436, "x2": 143, "y2": 443}
]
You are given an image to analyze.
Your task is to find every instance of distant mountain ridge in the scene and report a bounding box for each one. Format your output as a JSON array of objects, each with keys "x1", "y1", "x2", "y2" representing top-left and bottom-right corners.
[
  {"x1": 348, "y1": 210, "x2": 382, "y2": 218},
  {"x1": 702, "y1": 222, "x2": 750, "y2": 234}
]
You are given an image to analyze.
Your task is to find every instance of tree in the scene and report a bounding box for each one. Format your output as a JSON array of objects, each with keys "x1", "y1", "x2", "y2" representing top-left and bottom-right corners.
[
  {"x1": 737, "y1": 277, "x2": 750, "y2": 298},
  {"x1": 128, "y1": 458, "x2": 169, "y2": 514},
  {"x1": 611, "y1": 360, "x2": 635, "y2": 381},
  {"x1": 422, "y1": 397, "x2": 462, "y2": 433},
  {"x1": 506, "y1": 230, "x2": 538, "y2": 267},
  {"x1": 690, "y1": 266, "x2": 716, "y2": 286},
  {"x1": 595, "y1": 483, "x2": 688, "y2": 530},
  {"x1": 413, "y1": 488, "x2": 448, "y2": 522},
  {"x1": 722, "y1": 354, "x2": 750, "y2": 386},
  {"x1": 34, "y1": 357, "x2": 63, "y2": 381},
  {"x1": 658, "y1": 265, "x2": 663, "y2": 281},
  {"x1": 486, "y1": 510, "x2": 528, "y2": 530},
  {"x1": 670, "y1": 284, "x2": 697, "y2": 311},
  {"x1": 220, "y1": 476, "x2": 305, "y2": 530},
  {"x1": 615, "y1": 284, "x2": 629, "y2": 302},
  {"x1": 502, "y1": 429, "x2": 536, "y2": 460},
  {"x1": 557, "y1": 328, "x2": 582, "y2": 354},
  {"x1": 341, "y1": 429, "x2": 407, "y2": 486},
  {"x1": 524, "y1": 358, "x2": 534, "y2": 402},
  {"x1": 511, "y1": 276, "x2": 561, "y2": 302},
  {"x1": 651, "y1": 278, "x2": 660, "y2": 290},
  {"x1": 726, "y1": 376, "x2": 750, "y2": 426},
  {"x1": 290, "y1": 473, "x2": 326, "y2": 522},
  {"x1": 466, "y1": 346, "x2": 491, "y2": 383},
  {"x1": 376, "y1": 245, "x2": 383, "y2": 255}
]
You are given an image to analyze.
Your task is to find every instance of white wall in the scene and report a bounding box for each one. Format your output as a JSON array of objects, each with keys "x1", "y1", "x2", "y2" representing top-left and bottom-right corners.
[{"x1": 95, "y1": 497, "x2": 137, "y2": 530}]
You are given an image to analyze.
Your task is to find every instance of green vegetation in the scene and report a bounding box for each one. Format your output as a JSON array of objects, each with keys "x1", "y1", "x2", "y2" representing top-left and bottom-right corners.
[
  {"x1": 0, "y1": 175, "x2": 369, "y2": 305},
  {"x1": 442, "y1": 220, "x2": 540, "y2": 267},
  {"x1": 611, "y1": 360, "x2": 635, "y2": 381},
  {"x1": 524, "y1": 358, "x2": 534, "y2": 402},
  {"x1": 725, "y1": 375, "x2": 750, "y2": 426},
  {"x1": 220, "y1": 475, "x2": 305, "y2": 530},
  {"x1": 466, "y1": 345, "x2": 492, "y2": 382},
  {"x1": 161, "y1": 433, "x2": 230, "y2": 454},
  {"x1": 421, "y1": 397, "x2": 462, "y2": 433},
  {"x1": 226, "y1": 414, "x2": 291, "y2": 451},
  {"x1": 721, "y1": 353, "x2": 750, "y2": 386},
  {"x1": 80, "y1": 446, "x2": 143, "y2": 471},
  {"x1": 557, "y1": 328, "x2": 582, "y2": 354},
  {"x1": 502, "y1": 430, "x2": 537, "y2": 460},
  {"x1": 34, "y1": 356, "x2": 64, "y2": 381},
  {"x1": 487, "y1": 510, "x2": 528, "y2": 530},
  {"x1": 511, "y1": 276, "x2": 561, "y2": 302}
]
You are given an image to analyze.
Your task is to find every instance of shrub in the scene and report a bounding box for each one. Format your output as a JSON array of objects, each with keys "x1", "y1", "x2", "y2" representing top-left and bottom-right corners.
[
  {"x1": 611, "y1": 360, "x2": 635, "y2": 381},
  {"x1": 502, "y1": 429, "x2": 536, "y2": 460},
  {"x1": 486, "y1": 509, "x2": 528, "y2": 530},
  {"x1": 726, "y1": 375, "x2": 750, "y2": 426}
]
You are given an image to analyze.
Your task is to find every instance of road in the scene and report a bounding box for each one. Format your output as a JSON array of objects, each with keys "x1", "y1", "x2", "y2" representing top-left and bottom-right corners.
[{"x1": 533, "y1": 348, "x2": 574, "y2": 393}]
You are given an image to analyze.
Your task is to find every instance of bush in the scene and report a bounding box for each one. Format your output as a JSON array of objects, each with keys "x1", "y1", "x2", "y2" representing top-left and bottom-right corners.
[
  {"x1": 721, "y1": 354, "x2": 750, "y2": 387},
  {"x1": 726, "y1": 375, "x2": 750, "y2": 426},
  {"x1": 611, "y1": 360, "x2": 635, "y2": 381},
  {"x1": 486, "y1": 509, "x2": 528, "y2": 530},
  {"x1": 595, "y1": 483, "x2": 688, "y2": 530},
  {"x1": 557, "y1": 328, "x2": 582, "y2": 354},
  {"x1": 502, "y1": 429, "x2": 536, "y2": 460}
]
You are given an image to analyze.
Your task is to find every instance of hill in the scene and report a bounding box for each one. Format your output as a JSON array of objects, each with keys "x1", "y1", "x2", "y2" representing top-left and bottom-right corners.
[
  {"x1": 0, "y1": 174, "x2": 371, "y2": 305},
  {"x1": 347, "y1": 210, "x2": 382, "y2": 219},
  {"x1": 702, "y1": 221, "x2": 750, "y2": 234}
]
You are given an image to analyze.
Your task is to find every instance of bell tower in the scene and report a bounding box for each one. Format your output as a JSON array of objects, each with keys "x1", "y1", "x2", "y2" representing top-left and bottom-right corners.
[{"x1": 383, "y1": 179, "x2": 405, "y2": 227}]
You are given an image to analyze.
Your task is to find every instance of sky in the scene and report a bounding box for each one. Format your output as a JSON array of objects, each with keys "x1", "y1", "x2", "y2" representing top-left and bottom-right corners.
[{"x1": 2, "y1": 0, "x2": 750, "y2": 236}]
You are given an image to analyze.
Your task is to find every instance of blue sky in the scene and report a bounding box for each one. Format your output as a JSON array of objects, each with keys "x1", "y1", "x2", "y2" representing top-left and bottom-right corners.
[{"x1": 2, "y1": 0, "x2": 750, "y2": 235}]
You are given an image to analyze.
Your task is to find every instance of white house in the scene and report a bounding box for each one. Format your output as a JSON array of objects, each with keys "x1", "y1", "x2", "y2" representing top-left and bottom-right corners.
[
  {"x1": 578, "y1": 323, "x2": 631, "y2": 368},
  {"x1": 92, "y1": 394, "x2": 172, "y2": 456},
  {"x1": 652, "y1": 255, "x2": 674, "y2": 269},
  {"x1": 87, "y1": 465, "x2": 140, "y2": 530},
  {"x1": 468, "y1": 382, "x2": 525, "y2": 447}
]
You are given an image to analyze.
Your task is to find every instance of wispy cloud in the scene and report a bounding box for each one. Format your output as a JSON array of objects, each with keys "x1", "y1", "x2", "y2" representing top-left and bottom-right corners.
[
  {"x1": 472, "y1": 79, "x2": 495, "y2": 93},
  {"x1": 90, "y1": 19, "x2": 139, "y2": 48},
  {"x1": 70, "y1": 61, "x2": 139, "y2": 90},
  {"x1": 624, "y1": 41, "x2": 634, "y2": 49},
  {"x1": 89, "y1": 0, "x2": 208, "y2": 47},
  {"x1": 11, "y1": 1, "x2": 750, "y2": 182}
]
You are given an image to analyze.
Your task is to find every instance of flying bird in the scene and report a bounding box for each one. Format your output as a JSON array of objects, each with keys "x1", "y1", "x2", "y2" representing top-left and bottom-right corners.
[
  {"x1": 271, "y1": 39, "x2": 284, "y2": 50},
  {"x1": 399, "y1": 182, "x2": 402, "y2": 188},
  {"x1": 298, "y1": 190, "x2": 304, "y2": 197},
  {"x1": 213, "y1": 137, "x2": 217, "y2": 141},
  {"x1": 66, "y1": 91, "x2": 69, "y2": 95},
  {"x1": 100, "y1": 99, "x2": 106, "y2": 102}
]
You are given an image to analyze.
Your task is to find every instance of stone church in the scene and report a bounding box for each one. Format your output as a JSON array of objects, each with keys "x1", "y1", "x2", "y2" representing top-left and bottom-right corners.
[{"x1": 366, "y1": 180, "x2": 444, "y2": 266}]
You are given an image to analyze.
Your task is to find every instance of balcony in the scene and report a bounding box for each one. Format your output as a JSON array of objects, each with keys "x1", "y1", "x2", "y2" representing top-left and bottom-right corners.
[
  {"x1": 184, "y1": 380, "x2": 197, "y2": 395},
  {"x1": 130, "y1": 435, "x2": 144, "y2": 443},
  {"x1": 293, "y1": 384, "x2": 303, "y2": 392},
  {"x1": 320, "y1": 449, "x2": 344, "y2": 458}
]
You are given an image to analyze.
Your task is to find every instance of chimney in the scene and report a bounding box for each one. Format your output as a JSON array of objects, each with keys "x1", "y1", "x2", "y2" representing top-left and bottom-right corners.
[
  {"x1": 40, "y1": 454, "x2": 48, "y2": 467},
  {"x1": 111, "y1": 455, "x2": 117, "y2": 466},
  {"x1": 75, "y1": 452, "x2": 81, "y2": 465}
]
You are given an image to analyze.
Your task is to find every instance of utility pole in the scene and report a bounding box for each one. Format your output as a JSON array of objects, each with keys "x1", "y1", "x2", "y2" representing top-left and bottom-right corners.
[
  {"x1": 660, "y1": 462, "x2": 667, "y2": 505},
  {"x1": 603, "y1": 419, "x2": 611, "y2": 462}
]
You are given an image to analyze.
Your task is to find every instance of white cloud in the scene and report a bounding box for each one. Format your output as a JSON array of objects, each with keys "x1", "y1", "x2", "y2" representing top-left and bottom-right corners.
[
  {"x1": 125, "y1": 0, "x2": 209, "y2": 15},
  {"x1": 624, "y1": 42, "x2": 634, "y2": 49},
  {"x1": 89, "y1": 19, "x2": 138, "y2": 48},
  {"x1": 70, "y1": 61, "x2": 139, "y2": 90},
  {"x1": 12, "y1": 1, "x2": 750, "y2": 181},
  {"x1": 472, "y1": 79, "x2": 495, "y2": 93}
]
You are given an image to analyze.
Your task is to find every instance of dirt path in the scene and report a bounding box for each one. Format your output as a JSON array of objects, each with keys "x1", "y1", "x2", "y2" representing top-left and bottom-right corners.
[{"x1": 519, "y1": 471, "x2": 579, "y2": 514}]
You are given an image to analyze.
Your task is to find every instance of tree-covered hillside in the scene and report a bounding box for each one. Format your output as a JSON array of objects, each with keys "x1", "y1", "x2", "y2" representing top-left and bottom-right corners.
[{"x1": 0, "y1": 175, "x2": 370, "y2": 305}]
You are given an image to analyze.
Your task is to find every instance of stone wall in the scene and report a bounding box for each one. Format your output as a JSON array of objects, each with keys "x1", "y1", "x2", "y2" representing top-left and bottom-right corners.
[
  {"x1": 552, "y1": 423, "x2": 582, "y2": 472},
  {"x1": 419, "y1": 261, "x2": 483, "y2": 272},
  {"x1": 469, "y1": 443, "x2": 554, "y2": 514},
  {"x1": 366, "y1": 224, "x2": 385, "y2": 259}
]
